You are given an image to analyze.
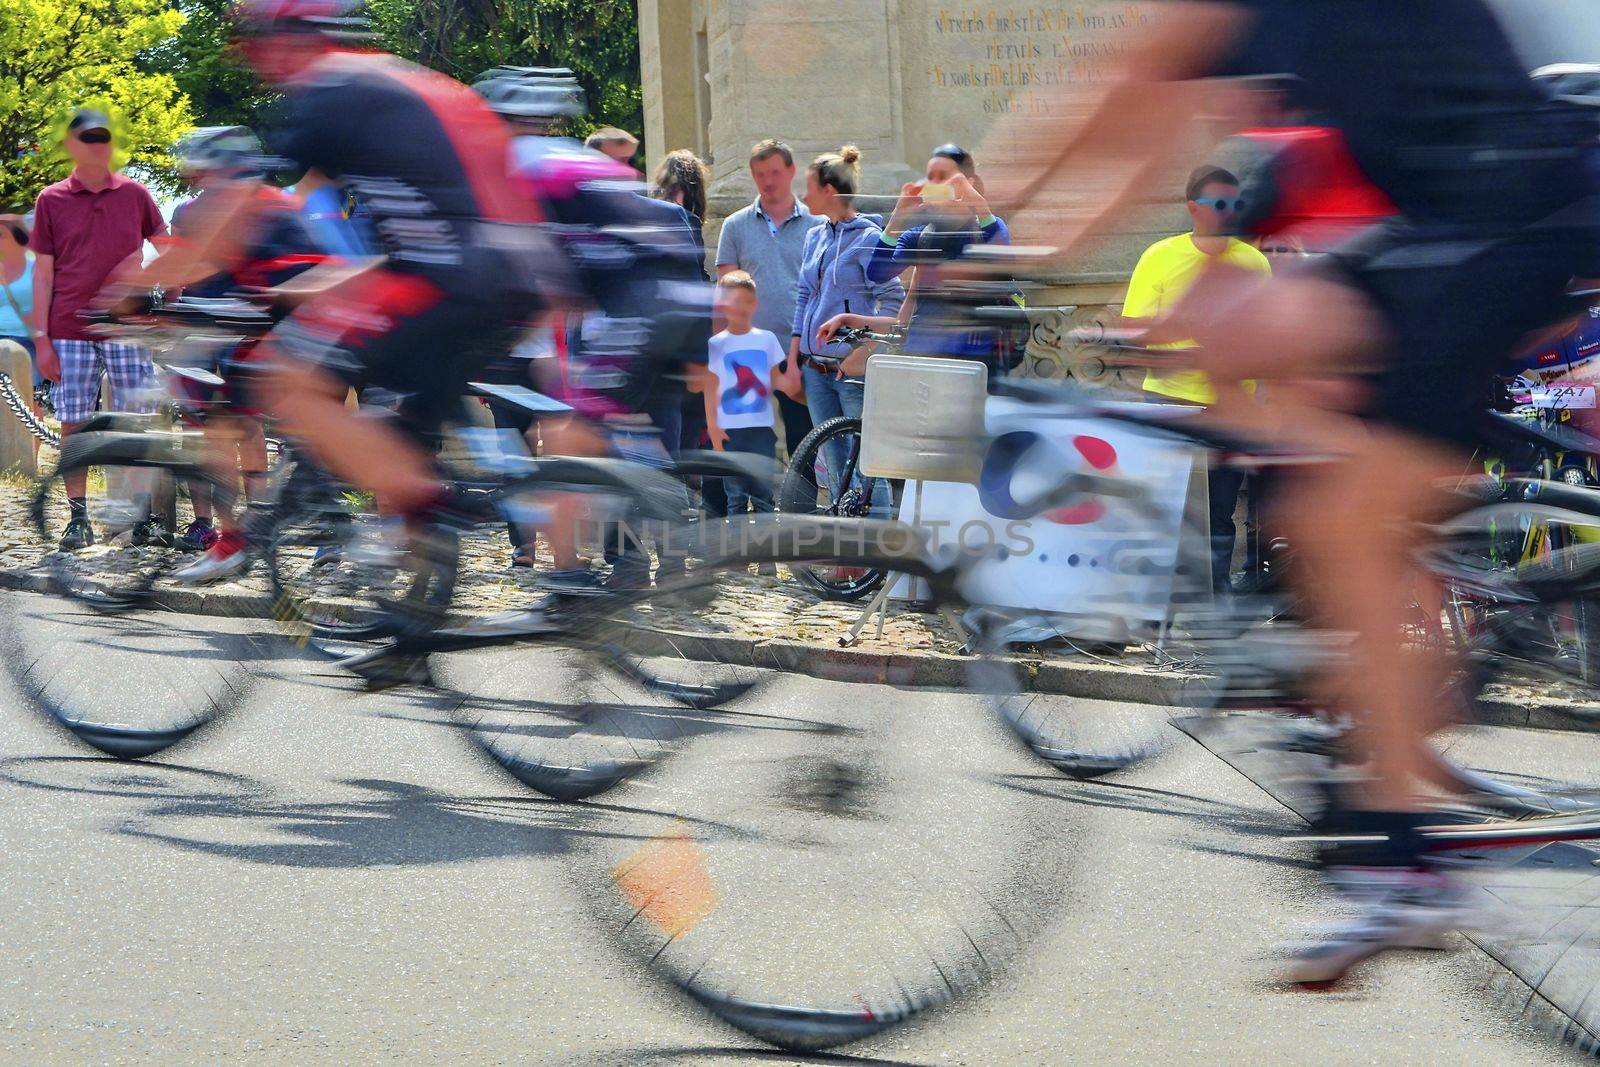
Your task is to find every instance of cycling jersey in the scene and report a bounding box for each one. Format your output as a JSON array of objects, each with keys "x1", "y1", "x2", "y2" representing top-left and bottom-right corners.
[
  {"x1": 270, "y1": 50, "x2": 537, "y2": 287},
  {"x1": 172, "y1": 186, "x2": 325, "y2": 298},
  {"x1": 1218, "y1": 1, "x2": 1598, "y2": 227},
  {"x1": 1207, "y1": 0, "x2": 1600, "y2": 446},
  {"x1": 508, "y1": 135, "x2": 711, "y2": 420},
  {"x1": 263, "y1": 50, "x2": 542, "y2": 437}
]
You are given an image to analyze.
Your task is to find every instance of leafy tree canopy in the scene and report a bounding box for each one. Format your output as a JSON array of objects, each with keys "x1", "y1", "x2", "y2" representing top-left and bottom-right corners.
[{"x1": 0, "y1": 0, "x2": 195, "y2": 207}]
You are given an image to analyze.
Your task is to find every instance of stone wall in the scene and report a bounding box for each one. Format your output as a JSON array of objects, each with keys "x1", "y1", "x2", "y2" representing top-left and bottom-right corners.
[{"x1": 640, "y1": 0, "x2": 1211, "y2": 380}]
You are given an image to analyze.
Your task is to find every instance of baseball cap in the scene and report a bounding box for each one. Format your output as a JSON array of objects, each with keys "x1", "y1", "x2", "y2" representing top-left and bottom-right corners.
[{"x1": 67, "y1": 108, "x2": 112, "y2": 135}]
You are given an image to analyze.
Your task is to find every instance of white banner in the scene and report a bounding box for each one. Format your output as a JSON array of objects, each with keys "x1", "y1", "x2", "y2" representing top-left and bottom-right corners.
[{"x1": 892, "y1": 398, "x2": 1198, "y2": 627}]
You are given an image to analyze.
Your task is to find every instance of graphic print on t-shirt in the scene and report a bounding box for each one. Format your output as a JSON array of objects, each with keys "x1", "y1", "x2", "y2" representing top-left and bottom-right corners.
[
  {"x1": 707, "y1": 327, "x2": 785, "y2": 431},
  {"x1": 721, "y1": 348, "x2": 772, "y2": 417}
]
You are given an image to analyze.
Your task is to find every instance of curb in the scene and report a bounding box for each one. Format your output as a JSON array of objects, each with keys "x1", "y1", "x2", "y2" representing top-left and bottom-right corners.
[{"x1": 0, "y1": 565, "x2": 1590, "y2": 734}]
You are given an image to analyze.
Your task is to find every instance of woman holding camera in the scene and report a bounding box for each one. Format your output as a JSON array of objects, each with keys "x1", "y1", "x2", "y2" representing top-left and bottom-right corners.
[{"x1": 817, "y1": 144, "x2": 1012, "y2": 370}]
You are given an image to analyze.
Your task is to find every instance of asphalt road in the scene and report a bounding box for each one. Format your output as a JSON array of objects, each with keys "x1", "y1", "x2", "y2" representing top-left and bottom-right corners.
[{"x1": 0, "y1": 591, "x2": 1585, "y2": 1064}]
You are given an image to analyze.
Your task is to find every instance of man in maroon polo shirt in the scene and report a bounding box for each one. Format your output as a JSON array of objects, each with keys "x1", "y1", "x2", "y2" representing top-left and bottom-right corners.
[{"x1": 30, "y1": 108, "x2": 168, "y2": 549}]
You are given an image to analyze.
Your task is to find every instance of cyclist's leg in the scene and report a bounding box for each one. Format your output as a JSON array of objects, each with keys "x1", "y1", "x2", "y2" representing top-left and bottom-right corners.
[{"x1": 258, "y1": 270, "x2": 465, "y2": 517}]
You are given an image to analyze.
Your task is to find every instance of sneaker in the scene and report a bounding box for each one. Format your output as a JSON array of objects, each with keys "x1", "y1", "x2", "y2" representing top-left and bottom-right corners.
[
  {"x1": 542, "y1": 567, "x2": 612, "y2": 599},
  {"x1": 466, "y1": 606, "x2": 562, "y2": 638},
  {"x1": 1284, "y1": 867, "x2": 1470, "y2": 986},
  {"x1": 130, "y1": 517, "x2": 174, "y2": 548},
  {"x1": 174, "y1": 529, "x2": 251, "y2": 584},
  {"x1": 177, "y1": 518, "x2": 218, "y2": 553},
  {"x1": 58, "y1": 516, "x2": 95, "y2": 552},
  {"x1": 603, "y1": 562, "x2": 651, "y2": 593}
]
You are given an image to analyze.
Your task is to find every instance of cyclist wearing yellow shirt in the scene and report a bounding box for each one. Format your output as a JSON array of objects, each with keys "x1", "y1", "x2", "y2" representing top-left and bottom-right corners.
[{"x1": 1121, "y1": 165, "x2": 1270, "y2": 593}]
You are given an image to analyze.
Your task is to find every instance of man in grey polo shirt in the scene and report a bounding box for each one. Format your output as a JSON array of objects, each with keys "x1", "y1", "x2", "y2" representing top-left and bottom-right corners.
[{"x1": 715, "y1": 138, "x2": 823, "y2": 457}]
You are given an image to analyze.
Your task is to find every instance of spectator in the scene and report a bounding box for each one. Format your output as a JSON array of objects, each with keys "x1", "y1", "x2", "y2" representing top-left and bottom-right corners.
[
  {"x1": 715, "y1": 138, "x2": 823, "y2": 461},
  {"x1": 584, "y1": 127, "x2": 639, "y2": 168},
  {"x1": 0, "y1": 213, "x2": 38, "y2": 389},
  {"x1": 1121, "y1": 165, "x2": 1271, "y2": 595},
  {"x1": 692, "y1": 271, "x2": 800, "y2": 568},
  {"x1": 653, "y1": 149, "x2": 709, "y2": 262},
  {"x1": 31, "y1": 108, "x2": 167, "y2": 549},
  {"x1": 792, "y1": 145, "x2": 903, "y2": 504},
  {"x1": 824, "y1": 144, "x2": 1012, "y2": 369}
]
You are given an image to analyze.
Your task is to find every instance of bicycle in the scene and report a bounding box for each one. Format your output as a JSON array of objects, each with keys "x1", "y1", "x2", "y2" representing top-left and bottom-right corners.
[{"x1": 775, "y1": 324, "x2": 902, "y2": 602}]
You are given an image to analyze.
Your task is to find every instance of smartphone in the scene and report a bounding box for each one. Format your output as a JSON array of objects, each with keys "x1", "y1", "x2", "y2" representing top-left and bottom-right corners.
[{"x1": 919, "y1": 181, "x2": 954, "y2": 203}]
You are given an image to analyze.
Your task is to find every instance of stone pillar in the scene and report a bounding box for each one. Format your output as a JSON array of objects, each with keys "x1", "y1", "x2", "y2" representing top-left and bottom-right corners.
[
  {"x1": 639, "y1": 0, "x2": 707, "y2": 177},
  {"x1": 704, "y1": 0, "x2": 914, "y2": 202},
  {"x1": 0, "y1": 341, "x2": 36, "y2": 475}
]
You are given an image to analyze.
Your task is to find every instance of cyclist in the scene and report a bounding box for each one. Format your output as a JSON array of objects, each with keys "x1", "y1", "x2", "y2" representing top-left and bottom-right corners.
[
  {"x1": 224, "y1": 0, "x2": 548, "y2": 556},
  {"x1": 471, "y1": 66, "x2": 710, "y2": 598},
  {"x1": 985, "y1": 0, "x2": 1600, "y2": 983},
  {"x1": 103, "y1": 126, "x2": 329, "y2": 572}
]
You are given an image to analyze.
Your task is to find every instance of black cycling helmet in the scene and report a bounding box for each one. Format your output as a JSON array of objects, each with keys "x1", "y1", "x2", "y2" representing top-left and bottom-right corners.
[
  {"x1": 228, "y1": 0, "x2": 370, "y2": 38},
  {"x1": 471, "y1": 66, "x2": 587, "y2": 120}
]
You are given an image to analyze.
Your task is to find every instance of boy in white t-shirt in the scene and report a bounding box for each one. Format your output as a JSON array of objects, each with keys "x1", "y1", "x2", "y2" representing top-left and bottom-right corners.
[{"x1": 691, "y1": 271, "x2": 800, "y2": 517}]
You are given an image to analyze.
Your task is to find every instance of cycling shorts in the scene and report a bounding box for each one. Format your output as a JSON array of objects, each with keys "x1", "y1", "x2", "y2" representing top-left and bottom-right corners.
[
  {"x1": 1326, "y1": 211, "x2": 1600, "y2": 448},
  {"x1": 265, "y1": 267, "x2": 518, "y2": 439}
]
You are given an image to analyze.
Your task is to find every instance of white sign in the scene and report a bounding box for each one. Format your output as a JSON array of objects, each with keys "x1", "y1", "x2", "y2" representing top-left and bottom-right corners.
[
  {"x1": 1532, "y1": 384, "x2": 1597, "y2": 410},
  {"x1": 893, "y1": 398, "x2": 1198, "y2": 628}
]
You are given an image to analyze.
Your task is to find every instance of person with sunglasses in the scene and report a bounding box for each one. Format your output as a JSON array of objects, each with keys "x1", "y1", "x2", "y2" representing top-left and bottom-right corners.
[
  {"x1": 1120, "y1": 165, "x2": 1270, "y2": 597},
  {"x1": 30, "y1": 108, "x2": 169, "y2": 550}
]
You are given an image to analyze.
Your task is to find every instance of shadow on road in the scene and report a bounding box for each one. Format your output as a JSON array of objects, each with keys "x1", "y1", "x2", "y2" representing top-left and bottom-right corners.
[{"x1": 0, "y1": 756, "x2": 707, "y2": 870}]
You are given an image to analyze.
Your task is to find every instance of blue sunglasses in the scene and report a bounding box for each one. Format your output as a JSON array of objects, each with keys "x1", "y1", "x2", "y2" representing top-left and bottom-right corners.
[{"x1": 1192, "y1": 195, "x2": 1243, "y2": 213}]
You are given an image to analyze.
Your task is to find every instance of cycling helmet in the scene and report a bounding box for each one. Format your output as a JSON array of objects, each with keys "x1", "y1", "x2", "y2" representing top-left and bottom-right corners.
[
  {"x1": 173, "y1": 126, "x2": 275, "y2": 178},
  {"x1": 471, "y1": 66, "x2": 587, "y2": 120},
  {"x1": 228, "y1": 0, "x2": 369, "y2": 38},
  {"x1": 1532, "y1": 63, "x2": 1600, "y2": 109}
]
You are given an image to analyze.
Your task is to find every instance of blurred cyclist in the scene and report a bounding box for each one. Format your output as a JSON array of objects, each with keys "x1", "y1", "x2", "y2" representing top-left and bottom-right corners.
[
  {"x1": 225, "y1": 0, "x2": 550, "y2": 541},
  {"x1": 101, "y1": 125, "x2": 329, "y2": 575},
  {"x1": 986, "y1": 0, "x2": 1600, "y2": 983},
  {"x1": 472, "y1": 66, "x2": 710, "y2": 600}
]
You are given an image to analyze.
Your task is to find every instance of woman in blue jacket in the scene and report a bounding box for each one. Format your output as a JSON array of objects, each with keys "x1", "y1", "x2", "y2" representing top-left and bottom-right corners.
[
  {"x1": 821, "y1": 145, "x2": 1011, "y2": 368},
  {"x1": 790, "y1": 145, "x2": 904, "y2": 500}
]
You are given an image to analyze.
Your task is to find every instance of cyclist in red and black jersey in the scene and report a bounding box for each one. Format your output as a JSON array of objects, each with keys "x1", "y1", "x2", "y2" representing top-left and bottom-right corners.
[{"x1": 225, "y1": 0, "x2": 550, "y2": 528}]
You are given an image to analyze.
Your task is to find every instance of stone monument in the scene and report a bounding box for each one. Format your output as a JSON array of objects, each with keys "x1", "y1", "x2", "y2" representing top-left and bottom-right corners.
[{"x1": 638, "y1": 1, "x2": 1211, "y2": 381}]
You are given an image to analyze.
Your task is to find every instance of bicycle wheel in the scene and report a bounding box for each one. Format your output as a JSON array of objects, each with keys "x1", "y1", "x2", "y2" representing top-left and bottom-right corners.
[
  {"x1": 7, "y1": 441, "x2": 260, "y2": 758},
  {"x1": 499, "y1": 516, "x2": 1073, "y2": 1052},
  {"x1": 777, "y1": 415, "x2": 892, "y2": 602},
  {"x1": 262, "y1": 458, "x2": 407, "y2": 642}
]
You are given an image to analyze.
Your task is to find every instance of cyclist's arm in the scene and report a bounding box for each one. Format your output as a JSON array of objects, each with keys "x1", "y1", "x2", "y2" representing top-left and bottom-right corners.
[
  {"x1": 264, "y1": 255, "x2": 385, "y2": 308},
  {"x1": 981, "y1": 1, "x2": 1251, "y2": 247}
]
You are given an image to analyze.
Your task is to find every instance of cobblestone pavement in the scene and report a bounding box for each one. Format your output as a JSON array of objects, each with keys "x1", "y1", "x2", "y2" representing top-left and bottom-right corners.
[{"x1": 0, "y1": 475, "x2": 982, "y2": 660}]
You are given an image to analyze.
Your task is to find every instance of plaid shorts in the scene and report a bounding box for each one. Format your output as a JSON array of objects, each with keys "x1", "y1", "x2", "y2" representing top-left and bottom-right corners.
[{"x1": 51, "y1": 339, "x2": 156, "y2": 423}]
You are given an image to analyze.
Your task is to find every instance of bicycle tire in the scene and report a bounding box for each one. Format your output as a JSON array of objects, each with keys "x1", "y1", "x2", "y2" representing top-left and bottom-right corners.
[
  {"x1": 776, "y1": 416, "x2": 889, "y2": 602},
  {"x1": 262, "y1": 457, "x2": 400, "y2": 642},
  {"x1": 508, "y1": 514, "x2": 1071, "y2": 1053},
  {"x1": 6, "y1": 441, "x2": 260, "y2": 758}
]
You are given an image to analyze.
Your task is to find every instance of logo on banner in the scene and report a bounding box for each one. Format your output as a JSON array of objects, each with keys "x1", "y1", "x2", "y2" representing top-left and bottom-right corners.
[{"x1": 978, "y1": 431, "x2": 1120, "y2": 525}]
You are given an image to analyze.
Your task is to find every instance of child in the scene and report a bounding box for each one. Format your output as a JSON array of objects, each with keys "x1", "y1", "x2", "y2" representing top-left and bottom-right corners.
[{"x1": 693, "y1": 270, "x2": 800, "y2": 532}]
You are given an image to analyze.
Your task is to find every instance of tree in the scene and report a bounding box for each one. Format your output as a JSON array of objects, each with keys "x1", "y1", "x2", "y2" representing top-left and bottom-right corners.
[
  {"x1": 142, "y1": 0, "x2": 277, "y2": 134},
  {"x1": 365, "y1": 0, "x2": 643, "y2": 138},
  {"x1": 0, "y1": 0, "x2": 195, "y2": 207}
]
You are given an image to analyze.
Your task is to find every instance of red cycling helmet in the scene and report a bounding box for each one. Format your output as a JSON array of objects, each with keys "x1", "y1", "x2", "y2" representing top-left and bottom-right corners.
[{"x1": 228, "y1": 0, "x2": 369, "y2": 37}]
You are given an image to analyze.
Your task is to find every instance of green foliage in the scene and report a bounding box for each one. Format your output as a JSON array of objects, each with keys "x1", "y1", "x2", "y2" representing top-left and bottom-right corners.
[
  {"x1": 365, "y1": 0, "x2": 642, "y2": 138},
  {"x1": 0, "y1": 0, "x2": 195, "y2": 207},
  {"x1": 142, "y1": 0, "x2": 277, "y2": 133}
]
